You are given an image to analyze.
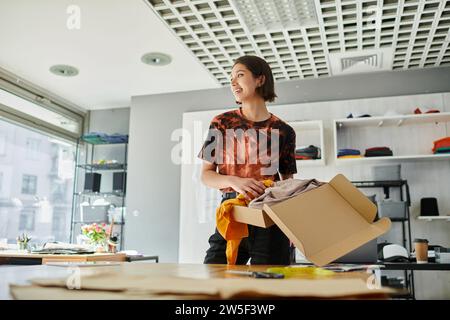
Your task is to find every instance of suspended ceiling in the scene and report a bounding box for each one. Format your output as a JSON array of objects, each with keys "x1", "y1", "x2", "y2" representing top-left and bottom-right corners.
[{"x1": 146, "y1": 0, "x2": 450, "y2": 85}]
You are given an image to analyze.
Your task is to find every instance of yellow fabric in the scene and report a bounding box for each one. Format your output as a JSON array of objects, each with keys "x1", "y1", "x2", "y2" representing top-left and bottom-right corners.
[
  {"x1": 338, "y1": 155, "x2": 363, "y2": 159},
  {"x1": 216, "y1": 179, "x2": 273, "y2": 265}
]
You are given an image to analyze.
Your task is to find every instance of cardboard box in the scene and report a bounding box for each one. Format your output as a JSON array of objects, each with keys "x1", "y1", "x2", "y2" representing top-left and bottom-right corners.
[
  {"x1": 232, "y1": 206, "x2": 274, "y2": 228},
  {"x1": 232, "y1": 174, "x2": 391, "y2": 266}
]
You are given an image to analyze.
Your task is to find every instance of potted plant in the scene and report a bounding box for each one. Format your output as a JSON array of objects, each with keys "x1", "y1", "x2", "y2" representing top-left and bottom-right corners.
[
  {"x1": 81, "y1": 223, "x2": 110, "y2": 252},
  {"x1": 16, "y1": 233, "x2": 31, "y2": 251}
]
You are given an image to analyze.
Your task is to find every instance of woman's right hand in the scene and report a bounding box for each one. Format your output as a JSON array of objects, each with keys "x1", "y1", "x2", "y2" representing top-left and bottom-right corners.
[{"x1": 227, "y1": 176, "x2": 267, "y2": 201}]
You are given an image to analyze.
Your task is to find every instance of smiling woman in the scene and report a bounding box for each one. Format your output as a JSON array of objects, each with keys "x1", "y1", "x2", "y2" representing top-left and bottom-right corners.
[
  {"x1": 231, "y1": 55, "x2": 277, "y2": 106},
  {"x1": 197, "y1": 55, "x2": 297, "y2": 266}
]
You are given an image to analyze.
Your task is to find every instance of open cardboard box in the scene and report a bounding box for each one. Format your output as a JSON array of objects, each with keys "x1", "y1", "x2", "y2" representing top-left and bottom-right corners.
[{"x1": 232, "y1": 174, "x2": 391, "y2": 266}]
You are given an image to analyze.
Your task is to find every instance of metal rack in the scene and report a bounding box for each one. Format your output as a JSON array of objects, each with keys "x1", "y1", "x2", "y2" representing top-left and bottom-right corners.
[
  {"x1": 69, "y1": 137, "x2": 128, "y2": 250},
  {"x1": 351, "y1": 179, "x2": 415, "y2": 300}
]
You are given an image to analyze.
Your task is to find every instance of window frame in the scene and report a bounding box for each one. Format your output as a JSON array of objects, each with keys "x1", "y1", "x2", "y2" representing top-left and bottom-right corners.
[{"x1": 0, "y1": 67, "x2": 88, "y2": 143}]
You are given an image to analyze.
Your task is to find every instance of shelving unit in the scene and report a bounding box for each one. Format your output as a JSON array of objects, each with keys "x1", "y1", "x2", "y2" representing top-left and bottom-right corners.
[
  {"x1": 69, "y1": 135, "x2": 128, "y2": 251},
  {"x1": 336, "y1": 112, "x2": 450, "y2": 128},
  {"x1": 333, "y1": 112, "x2": 450, "y2": 165},
  {"x1": 417, "y1": 216, "x2": 450, "y2": 222},
  {"x1": 336, "y1": 153, "x2": 450, "y2": 164},
  {"x1": 352, "y1": 179, "x2": 415, "y2": 300},
  {"x1": 288, "y1": 120, "x2": 325, "y2": 166}
]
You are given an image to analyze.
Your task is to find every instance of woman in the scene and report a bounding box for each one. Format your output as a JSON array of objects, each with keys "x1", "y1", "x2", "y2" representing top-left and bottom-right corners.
[{"x1": 198, "y1": 55, "x2": 297, "y2": 265}]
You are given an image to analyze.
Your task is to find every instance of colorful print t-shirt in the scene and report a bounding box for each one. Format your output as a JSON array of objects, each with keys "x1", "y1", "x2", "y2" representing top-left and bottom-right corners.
[{"x1": 198, "y1": 108, "x2": 297, "y2": 193}]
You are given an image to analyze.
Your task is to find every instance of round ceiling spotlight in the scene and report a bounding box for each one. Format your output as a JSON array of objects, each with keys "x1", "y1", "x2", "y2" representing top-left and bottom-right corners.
[
  {"x1": 141, "y1": 52, "x2": 172, "y2": 66},
  {"x1": 49, "y1": 64, "x2": 79, "y2": 77}
]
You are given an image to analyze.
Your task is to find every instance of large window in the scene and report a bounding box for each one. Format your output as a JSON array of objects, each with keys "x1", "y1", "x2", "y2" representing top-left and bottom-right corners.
[{"x1": 0, "y1": 118, "x2": 76, "y2": 244}]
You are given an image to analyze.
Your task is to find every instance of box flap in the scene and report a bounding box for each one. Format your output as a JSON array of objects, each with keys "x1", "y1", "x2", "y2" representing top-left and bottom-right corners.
[
  {"x1": 232, "y1": 206, "x2": 274, "y2": 228},
  {"x1": 307, "y1": 218, "x2": 391, "y2": 266},
  {"x1": 263, "y1": 175, "x2": 391, "y2": 267},
  {"x1": 328, "y1": 174, "x2": 378, "y2": 223}
]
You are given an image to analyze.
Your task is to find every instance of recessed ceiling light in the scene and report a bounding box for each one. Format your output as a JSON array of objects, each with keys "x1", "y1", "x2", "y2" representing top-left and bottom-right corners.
[
  {"x1": 141, "y1": 52, "x2": 172, "y2": 66},
  {"x1": 49, "y1": 64, "x2": 79, "y2": 77}
]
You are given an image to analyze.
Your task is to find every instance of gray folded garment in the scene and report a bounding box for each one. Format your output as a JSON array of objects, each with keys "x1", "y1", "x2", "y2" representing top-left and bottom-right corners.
[{"x1": 248, "y1": 178, "x2": 325, "y2": 209}]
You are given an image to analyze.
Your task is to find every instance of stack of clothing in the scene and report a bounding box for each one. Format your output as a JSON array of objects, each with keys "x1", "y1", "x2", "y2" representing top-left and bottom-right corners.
[
  {"x1": 81, "y1": 132, "x2": 129, "y2": 144},
  {"x1": 414, "y1": 107, "x2": 440, "y2": 114},
  {"x1": 295, "y1": 145, "x2": 321, "y2": 160},
  {"x1": 364, "y1": 147, "x2": 393, "y2": 157},
  {"x1": 103, "y1": 134, "x2": 129, "y2": 143},
  {"x1": 81, "y1": 132, "x2": 108, "y2": 144},
  {"x1": 337, "y1": 148, "x2": 362, "y2": 159},
  {"x1": 432, "y1": 137, "x2": 450, "y2": 154},
  {"x1": 346, "y1": 113, "x2": 372, "y2": 118}
]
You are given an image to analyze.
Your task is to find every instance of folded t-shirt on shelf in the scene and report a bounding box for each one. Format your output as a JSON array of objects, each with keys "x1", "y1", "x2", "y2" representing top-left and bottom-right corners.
[
  {"x1": 338, "y1": 155, "x2": 363, "y2": 159},
  {"x1": 434, "y1": 147, "x2": 450, "y2": 154},
  {"x1": 432, "y1": 137, "x2": 450, "y2": 154},
  {"x1": 81, "y1": 132, "x2": 129, "y2": 144},
  {"x1": 295, "y1": 145, "x2": 321, "y2": 159},
  {"x1": 295, "y1": 155, "x2": 314, "y2": 160},
  {"x1": 338, "y1": 148, "x2": 361, "y2": 157},
  {"x1": 346, "y1": 113, "x2": 372, "y2": 118},
  {"x1": 414, "y1": 107, "x2": 441, "y2": 114},
  {"x1": 364, "y1": 147, "x2": 393, "y2": 157}
]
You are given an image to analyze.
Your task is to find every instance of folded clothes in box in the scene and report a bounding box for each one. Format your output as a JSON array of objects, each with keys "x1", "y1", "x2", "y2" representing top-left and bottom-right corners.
[{"x1": 232, "y1": 174, "x2": 391, "y2": 267}]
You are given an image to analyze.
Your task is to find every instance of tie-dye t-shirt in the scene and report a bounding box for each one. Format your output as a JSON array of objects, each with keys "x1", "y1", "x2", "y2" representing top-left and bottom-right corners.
[{"x1": 198, "y1": 108, "x2": 297, "y2": 192}]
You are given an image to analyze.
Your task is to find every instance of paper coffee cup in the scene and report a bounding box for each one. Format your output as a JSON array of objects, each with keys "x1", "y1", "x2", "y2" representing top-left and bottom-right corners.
[{"x1": 414, "y1": 238, "x2": 429, "y2": 263}]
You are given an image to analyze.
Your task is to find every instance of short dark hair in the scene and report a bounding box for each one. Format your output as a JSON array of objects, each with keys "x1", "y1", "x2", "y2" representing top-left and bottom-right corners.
[{"x1": 233, "y1": 55, "x2": 277, "y2": 103}]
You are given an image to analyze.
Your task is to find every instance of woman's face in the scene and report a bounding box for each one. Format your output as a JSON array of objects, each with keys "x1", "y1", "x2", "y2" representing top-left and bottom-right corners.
[{"x1": 230, "y1": 63, "x2": 263, "y2": 103}]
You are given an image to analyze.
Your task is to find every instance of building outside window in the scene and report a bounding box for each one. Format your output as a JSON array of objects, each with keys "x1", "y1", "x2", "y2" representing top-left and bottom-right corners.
[
  {"x1": 0, "y1": 118, "x2": 76, "y2": 244},
  {"x1": 26, "y1": 138, "x2": 40, "y2": 160},
  {"x1": 0, "y1": 133, "x2": 6, "y2": 156},
  {"x1": 21, "y1": 174, "x2": 37, "y2": 195},
  {"x1": 19, "y1": 208, "x2": 35, "y2": 231}
]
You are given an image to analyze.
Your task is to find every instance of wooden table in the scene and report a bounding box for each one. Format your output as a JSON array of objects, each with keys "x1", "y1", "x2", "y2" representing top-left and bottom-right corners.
[
  {"x1": 6, "y1": 263, "x2": 397, "y2": 300},
  {"x1": 0, "y1": 250, "x2": 127, "y2": 265}
]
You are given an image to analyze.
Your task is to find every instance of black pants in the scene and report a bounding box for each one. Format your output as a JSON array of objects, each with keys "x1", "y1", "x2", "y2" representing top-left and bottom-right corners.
[{"x1": 204, "y1": 192, "x2": 291, "y2": 265}]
